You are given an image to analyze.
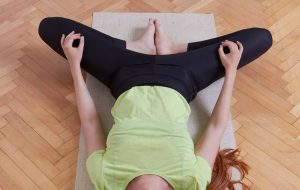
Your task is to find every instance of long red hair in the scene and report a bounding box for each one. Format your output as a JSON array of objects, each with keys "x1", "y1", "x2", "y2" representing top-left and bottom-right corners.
[{"x1": 206, "y1": 147, "x2": 250, "y2": 190}]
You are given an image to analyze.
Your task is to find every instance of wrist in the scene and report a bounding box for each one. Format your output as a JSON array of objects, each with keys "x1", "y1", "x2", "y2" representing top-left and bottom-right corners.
[
  {"x1": 70, "y1": 65, "x2": 82, "y2": 76},
  {"x1": 225, "y1": 68, "x2": 236, "y2": 77},
  {"x1": 69, "y1": 60, "x2": 81, "y2": 70},
  {"x1": 225, "y1": 70, "x2": 237, "y2": 82}
]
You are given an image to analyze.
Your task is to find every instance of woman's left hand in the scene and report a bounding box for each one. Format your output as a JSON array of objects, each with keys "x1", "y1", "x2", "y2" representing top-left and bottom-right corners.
[
  {"x1": 218, "y1": 40, "x2": 243, "y2": 73},
  {"x1": 61, "y1": 31, "x2": 84, "y2": 69}
]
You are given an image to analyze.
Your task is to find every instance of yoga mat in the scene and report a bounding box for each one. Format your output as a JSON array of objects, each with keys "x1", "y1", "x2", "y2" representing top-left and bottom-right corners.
[{"x1": 75, "y1": 12, "x2": 242, "y2": 190}]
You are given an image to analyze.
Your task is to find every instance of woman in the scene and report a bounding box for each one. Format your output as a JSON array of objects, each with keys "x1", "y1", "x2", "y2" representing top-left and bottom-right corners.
[{"x1": 38, "y1": 17, "x2": 272, "y2": 190}]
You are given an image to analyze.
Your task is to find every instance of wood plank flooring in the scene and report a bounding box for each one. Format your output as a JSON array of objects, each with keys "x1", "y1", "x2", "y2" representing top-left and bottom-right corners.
[{"x1": 0, "y1": 0, "x2": 299, "y2": 189}]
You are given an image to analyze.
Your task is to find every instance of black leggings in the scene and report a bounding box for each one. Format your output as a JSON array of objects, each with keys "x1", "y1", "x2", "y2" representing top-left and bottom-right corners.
[{"x1": 38, "y1": 17, "x2": 272, "y2": 103}]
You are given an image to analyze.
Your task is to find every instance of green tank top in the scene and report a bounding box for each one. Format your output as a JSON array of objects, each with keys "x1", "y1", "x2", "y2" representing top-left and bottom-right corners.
[{"x1": 86, "y1": 86, "x2": 212, "y2": 190}]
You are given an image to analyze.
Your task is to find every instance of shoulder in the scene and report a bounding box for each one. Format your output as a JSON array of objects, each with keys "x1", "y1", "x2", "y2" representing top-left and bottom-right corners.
[
  {"x1": 85, "y1": 149, "x2": 106, "y2": 185},
  {"x1": 195, "y1": 155, "x2": 212, "y2": 184}
]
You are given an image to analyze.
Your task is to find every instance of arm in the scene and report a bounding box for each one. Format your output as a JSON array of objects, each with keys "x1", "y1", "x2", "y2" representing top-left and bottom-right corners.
[
  {"x1": 61, "y1": 31, "x2": 106, "y2": 156},
  {"x1": 194, "y1": 71, "x2": 236, "y2": 169},
  {"x1": 194, "y1": 40, "x2": 243, "y2": 169}
]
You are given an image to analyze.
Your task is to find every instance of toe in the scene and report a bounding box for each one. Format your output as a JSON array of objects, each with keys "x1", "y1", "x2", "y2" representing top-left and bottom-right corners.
[
  {"x1": 148, "y1": 18, "x2": 154, "y2": 25},
  {"x1": 155, "y1": 21, "x2": 162, "y2": 34},
  {"x1": 154, "y1": 19, "x2": 160, "y2": 27}
]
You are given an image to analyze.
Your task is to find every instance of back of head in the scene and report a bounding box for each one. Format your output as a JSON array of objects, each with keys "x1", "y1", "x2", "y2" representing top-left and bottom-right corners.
[{"x1": 206, "y1": 148, "x2": 250, "y2": 190}]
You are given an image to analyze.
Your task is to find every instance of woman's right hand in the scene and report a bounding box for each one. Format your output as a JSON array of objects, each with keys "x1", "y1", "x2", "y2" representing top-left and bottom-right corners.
[
  {"x1": 218, "y1": 40, "x2": 243, "y2": 73},
  {"x1": 61, "y1": 31, "x2": 84, "y2": 70}
]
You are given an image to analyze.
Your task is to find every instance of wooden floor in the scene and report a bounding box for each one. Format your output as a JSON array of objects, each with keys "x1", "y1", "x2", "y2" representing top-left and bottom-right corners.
[{"x1": 0, "y1": 0, "x2": 299, "y2": 189}]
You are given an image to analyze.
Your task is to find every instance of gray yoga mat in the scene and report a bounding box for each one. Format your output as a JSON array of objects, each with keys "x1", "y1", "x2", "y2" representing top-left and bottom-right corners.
[{"x1": 75, "y1": 12, "x2": 242, "y2": 190}]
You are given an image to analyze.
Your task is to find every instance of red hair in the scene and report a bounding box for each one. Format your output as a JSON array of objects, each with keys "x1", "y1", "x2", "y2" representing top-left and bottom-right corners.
[{"x1": 206, "y1": 147, "x2": 251, "y2": 190}]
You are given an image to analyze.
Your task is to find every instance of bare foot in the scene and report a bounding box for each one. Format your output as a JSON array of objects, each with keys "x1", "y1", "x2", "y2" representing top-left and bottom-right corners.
[
  {"x1": 126, "y1": 18, "x2": 156, "y2": 55},
  {"x1": 154, "y1": 19, "x2": 187, "y2": 55}
]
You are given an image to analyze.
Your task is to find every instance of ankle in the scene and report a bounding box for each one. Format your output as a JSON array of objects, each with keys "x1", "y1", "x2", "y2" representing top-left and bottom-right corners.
[
  {"x1": 172, "y1": 43, "x2": 188, "y2": 53},
  {"x1": 125, "y1": 40, "x2": 133, "y2": 50}
]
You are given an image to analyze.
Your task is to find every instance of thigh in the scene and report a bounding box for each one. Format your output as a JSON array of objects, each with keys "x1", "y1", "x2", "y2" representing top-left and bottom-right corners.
[
  {"x1": 160, "y1": 28, "x2": 273, "y2": 93},
  {"x1": 187, "y1": 27, "x2": 272, "y2": 54},
  {"x1": 38, "y1": 16, "x2": 147, "y2": 87},
  {"x1": 38, "y1": 17, "x2": 126, "y2": 53},
  {"x1": 187, "y1": 29, "x2": 243, "y2": 51}
]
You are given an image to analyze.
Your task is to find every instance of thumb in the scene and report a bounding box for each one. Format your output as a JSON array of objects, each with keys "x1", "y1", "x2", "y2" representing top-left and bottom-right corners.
[{"x1": 79, "y1": 36, "x2": 84, "y2": 50}]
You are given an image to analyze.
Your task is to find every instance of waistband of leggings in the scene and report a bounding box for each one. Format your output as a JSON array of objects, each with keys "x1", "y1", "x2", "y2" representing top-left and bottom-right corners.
[{"x1": 109, "y1": 63, "x2": 199, "y2": 103}]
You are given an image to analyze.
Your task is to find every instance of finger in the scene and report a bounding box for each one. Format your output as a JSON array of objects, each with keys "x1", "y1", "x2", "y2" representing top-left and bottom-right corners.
[
  {"x1": 221, "y1": 40, "x2": 235, "y2": 49},
  {"x1": 225, "y1": 40, "x2": 240, "y2": 52},
  {"x1": 69, "y1": 33, "x2": 81, "y2": 38},
  {"x1": 79, "y1": 36, "x2": 84, "y2": 50},
  {"x1": 237, "y1": 41, "x2": 243, "y2": 53},
  {"x1": 218, "y1": 44, "x2": 225, "y2": 58},
  {"x1": 66, "y1": 30, "x2": 75, "y2": 39},
  {"x1": 65, "y1": 32, "x2": 80, "y2": 43},
  {"x1": 67, "y1": 30, "x2": 75, "y2": 37},
  {"x1": 61, "y1": 34, "x2": 65, "y2": 47},
  {"x1": 68, "y1": 35, "x2": 82, "y2": 40},
  {"x1": 65, "y1": 35, "x2": 81, "y2": 47}
]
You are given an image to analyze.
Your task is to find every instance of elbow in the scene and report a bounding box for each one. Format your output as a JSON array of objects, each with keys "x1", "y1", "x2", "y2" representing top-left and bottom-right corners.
[
  {"x1": 207, "y1": 121, "x2": 227, "y2": 130},
  {"x1": 208, "y1": 115, "x2": 230, "y2": 129}
]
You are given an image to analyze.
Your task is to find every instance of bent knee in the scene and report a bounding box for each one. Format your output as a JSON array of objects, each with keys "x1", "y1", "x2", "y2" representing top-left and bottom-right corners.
[
  {"x1": 38, "y1": 17, "x2": 66, "y2": 40},
  {"x1": 250, "y1": 27, "x2": 273, "y2": 50},
  {"x1": 38, "y1": 17, "x2": 56, "y2": 40}
]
